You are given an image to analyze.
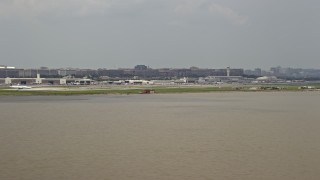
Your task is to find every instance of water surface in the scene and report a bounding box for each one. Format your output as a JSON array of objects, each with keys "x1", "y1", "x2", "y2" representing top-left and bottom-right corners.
[{"x1": 0, "y1": 92, "x2": 319, "y2": 180}]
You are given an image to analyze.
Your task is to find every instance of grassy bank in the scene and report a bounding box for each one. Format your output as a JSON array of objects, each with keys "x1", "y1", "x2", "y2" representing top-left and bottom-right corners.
[
  {"x1": 0, "y1": 85, "x2": 318, "y2": 96},
  {"x1": 0, "y1": 87, "x2": 230, "y2": 96}
]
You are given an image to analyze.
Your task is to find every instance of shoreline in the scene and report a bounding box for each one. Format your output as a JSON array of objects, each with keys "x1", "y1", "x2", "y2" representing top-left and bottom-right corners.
[{"x1": 0, "y1": 85, "x2": 319, "y2": 96}]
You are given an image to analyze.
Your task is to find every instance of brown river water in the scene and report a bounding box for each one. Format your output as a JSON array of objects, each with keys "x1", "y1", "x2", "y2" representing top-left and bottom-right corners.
[{"x1": 0, "y1": 92, "x2": 319, "y2": 180}]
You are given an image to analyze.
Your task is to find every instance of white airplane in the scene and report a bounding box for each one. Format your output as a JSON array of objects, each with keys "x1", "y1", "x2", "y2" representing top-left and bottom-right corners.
[{"x1": 10, "y1": 85, "x2": 32, "y2": 89}]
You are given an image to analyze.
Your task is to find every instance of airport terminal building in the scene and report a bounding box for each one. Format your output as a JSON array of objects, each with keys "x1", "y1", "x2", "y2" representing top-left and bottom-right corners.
[{"x1": 0, "y1": 74, "x2": 93, "y2": 85}]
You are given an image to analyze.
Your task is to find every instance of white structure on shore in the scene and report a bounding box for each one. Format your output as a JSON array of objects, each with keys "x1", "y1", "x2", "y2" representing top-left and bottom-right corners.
[{"x1": 0, "y1": 74, "x2": 93, "y2": 85}]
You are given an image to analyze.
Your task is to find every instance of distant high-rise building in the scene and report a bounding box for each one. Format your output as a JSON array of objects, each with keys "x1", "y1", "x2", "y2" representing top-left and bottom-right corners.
[{"x1": 134, "y1": 65, "x2": 148, "y2": 71}]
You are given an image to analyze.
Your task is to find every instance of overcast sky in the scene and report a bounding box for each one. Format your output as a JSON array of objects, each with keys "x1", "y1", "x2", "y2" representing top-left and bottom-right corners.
[{"x1": 0, "y1": 0, "x2": 319, "y2": 69}]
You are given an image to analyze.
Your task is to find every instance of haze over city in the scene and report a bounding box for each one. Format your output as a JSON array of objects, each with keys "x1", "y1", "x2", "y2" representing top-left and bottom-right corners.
[
  {"x1": 1, "y1": 0, "x2": 319, "y2": 69},
  {"x1": 1, "y1": 2, "x2": 320, "y2": 180}
]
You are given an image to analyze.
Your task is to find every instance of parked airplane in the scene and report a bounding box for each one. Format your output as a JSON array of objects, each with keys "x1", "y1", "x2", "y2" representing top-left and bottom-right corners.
[{"x1": 10, "y1": 85, "x2": 32, "y2": 89}]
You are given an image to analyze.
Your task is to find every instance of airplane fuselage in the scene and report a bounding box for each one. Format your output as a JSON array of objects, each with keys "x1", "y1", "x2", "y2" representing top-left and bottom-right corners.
[{"x1": 10, "y1": 85, "x2": 32, "y2": 89}]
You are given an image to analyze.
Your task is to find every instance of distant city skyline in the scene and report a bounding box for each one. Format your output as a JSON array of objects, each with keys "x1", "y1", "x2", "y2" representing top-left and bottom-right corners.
[
  {"x1": 2, "y1": 64, "x2": 320, "y2": 80},
  {"x1": 1, "y1": 0, "x2": 320, "y2": 69},
  {"x1": 1, "y1": 64, "x2": 320, "y2": 71}
]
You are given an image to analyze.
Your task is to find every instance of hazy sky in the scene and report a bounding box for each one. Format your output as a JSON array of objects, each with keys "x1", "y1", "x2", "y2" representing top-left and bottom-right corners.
[{"x1": 0, "y1": 0, "x2": 319, "y2": 69}]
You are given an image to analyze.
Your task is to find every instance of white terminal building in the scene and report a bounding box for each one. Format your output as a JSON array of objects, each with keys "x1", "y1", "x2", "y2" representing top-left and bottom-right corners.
[
  {"x1": 198, "y1": 67, "x2": 244, "y2": 84},
  {"x1": 0, "y1": 74, "x2": 93, "y2": 85}
]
